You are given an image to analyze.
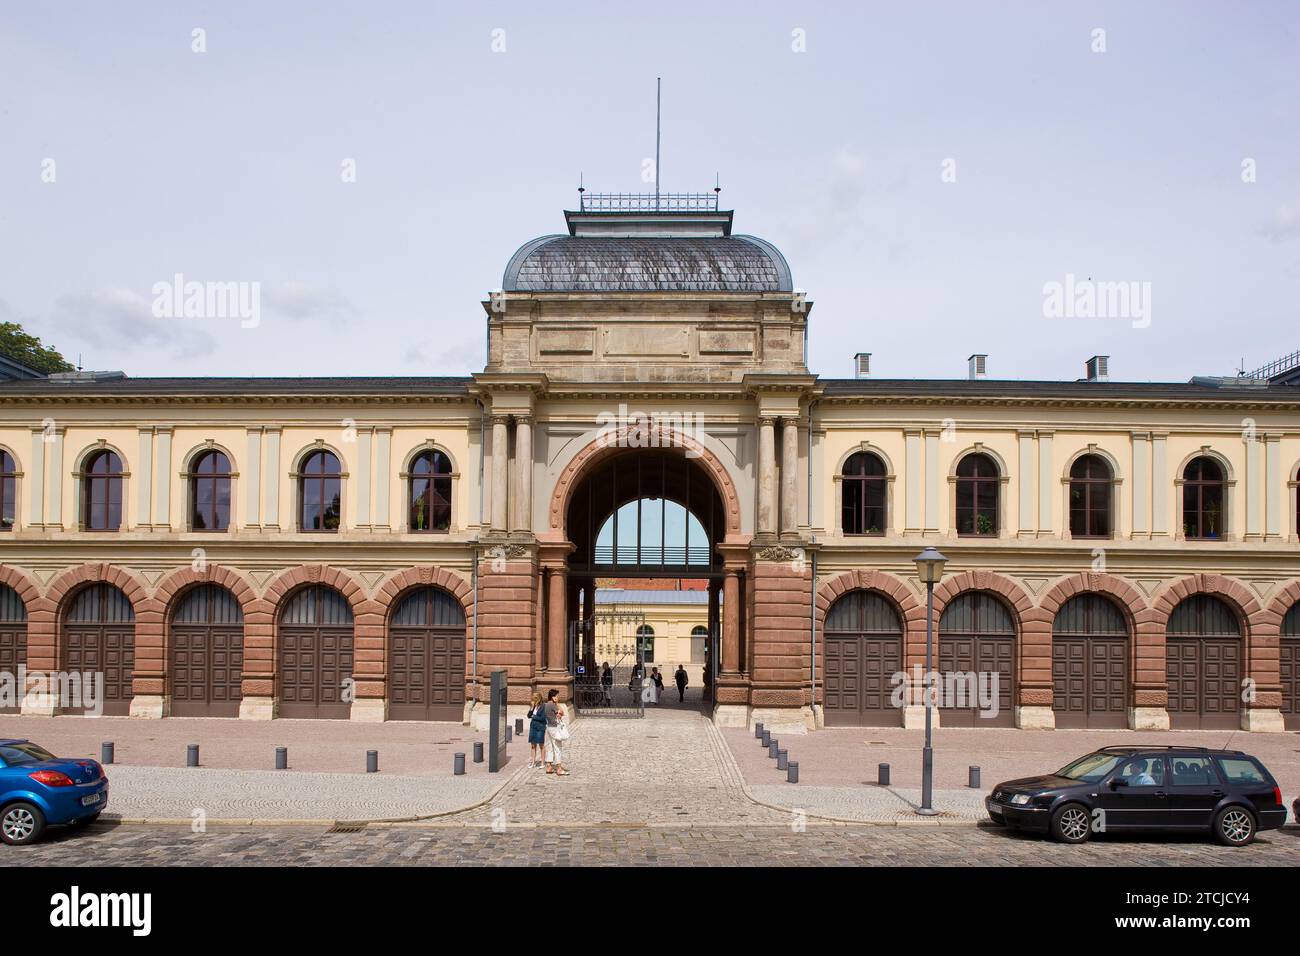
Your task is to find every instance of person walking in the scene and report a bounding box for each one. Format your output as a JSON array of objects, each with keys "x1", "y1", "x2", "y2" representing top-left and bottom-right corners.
[
  {"x1": 674, "y1": 664, "x2": 688, "y2": 703},
  {"x1": 526, "y1": 692, "x2": 548, "y2": 768},
  {"x1": 652, "y1": 667, "x2": 664, "y2": 705},
  {"x1": 543, "y1": 689, "x2": 570, "y2": 776},
  {"x1": 601, "y1": 661, "x2": 613, "y2": 707}
]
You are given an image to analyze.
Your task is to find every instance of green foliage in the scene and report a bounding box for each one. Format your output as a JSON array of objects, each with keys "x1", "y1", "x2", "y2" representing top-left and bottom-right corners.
[{"x1": 0, "y1": 322, "x2": 74, "y2": 373}]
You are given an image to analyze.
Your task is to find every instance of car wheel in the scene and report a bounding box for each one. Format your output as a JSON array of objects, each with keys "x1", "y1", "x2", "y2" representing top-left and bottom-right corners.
[
  {"x1": 1, "y1": 802, "x2": 47, "y2": 846},
  {"x1": 1213, "y1": 806, "x2": 1255, "y2": 847},
  {"x1": 1050, "y1": 803, "x2": 1091, "y2": 844}
]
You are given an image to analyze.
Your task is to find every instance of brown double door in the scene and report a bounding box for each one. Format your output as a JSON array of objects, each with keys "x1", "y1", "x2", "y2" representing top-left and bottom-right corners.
[
  {"x1": 1282, "y1": 637, "x2": 1299, "y2": 730},
  {"x1": 1052, "y1": 636, "x2": 1128, "y2": 728},
  {"x1": 61, "y1": 584, "x2": 135, "y2": 716},
  {"x1": 278, "y1": 586, "x2": 354, "y2": 719},
  {"x1": 1166, "y1": 637, "x2": 1241, "y2": 729},
  {"x1": 823, "y1": 633, "x2": 902, "y2": 726},
  {"x1": 938, "y1": 592, "x2": 1015, "y2": 727},
  {"x1": 0, "y1": 625, "x2": 25, "y2": 714},
  {"x1": 388, "y1": 587, "x2": 466, "y2": 721},
  {"x1": 169, "y1": 584, "x2": 244, "y2": 718}
]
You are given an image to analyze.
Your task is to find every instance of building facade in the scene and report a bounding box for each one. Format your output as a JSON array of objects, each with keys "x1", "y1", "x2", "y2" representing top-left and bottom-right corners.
[{"x1": 1, "y1": 194, "x2": 1299, "y2": 733}]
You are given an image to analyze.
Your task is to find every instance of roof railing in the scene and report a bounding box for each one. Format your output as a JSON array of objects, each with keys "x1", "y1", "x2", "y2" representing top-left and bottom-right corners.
[
  {"x1": 1244, "y1": 348, "x2": 1300, "y2": 380},
  {"x1": 577, "y1": 191, "x2": 719, "y2": 213}
]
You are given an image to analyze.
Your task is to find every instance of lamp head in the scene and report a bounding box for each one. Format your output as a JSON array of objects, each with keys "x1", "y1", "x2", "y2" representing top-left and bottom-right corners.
[{"x1": 913, "y1": 546, "x2": 948, "y2": 585}]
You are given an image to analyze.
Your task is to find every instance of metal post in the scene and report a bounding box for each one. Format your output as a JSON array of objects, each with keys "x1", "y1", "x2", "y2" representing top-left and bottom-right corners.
[
  {"x1": 275, "y1": 747, "x2": 288, "y2": 770},
  {"x1": 515, "y1": 717, "x2": 524, "y2": 735},
  {"x1": 768, "y1": 739, "x2": 779, "y2": 759},
  {"x1": 878, "y1": 763, "x2": 890, "y2": 786},
  {"x1": 505, "y1": 725, "x2": 513, "y2": 743},
  {"x1": 100, "y1": 742, "x2": 114, "y2": 765},
  {"x1": 454, "y1": 753, "x2": 465, "y2": 775},
  {"x1": 760, "y1": 729, "x2": 771, "y2": 748},
  {"x1": 473, "y1": 741, "x2": 484, "y2": 763},
  {"x1": 787, "y1": 761, "x2": 799, "y2": 784},
  {"x1": 777, "y1": 749, "x2": 788, "y2": 771},
  {"x1": 754, "y1": 721, "x2": 764, "y2": 739},
  {"x1": 918, "y1": 580, "x2": 939, "y2": 815},
  {"x1": 969, "y1": 766, "x2": 981, "y2": 789},
  {"x1": 187, "y1": 744, "x2": 199, "y2": 768},
  {"x1": 366, "y1": 750, "x2": 378, "y2": 773}
]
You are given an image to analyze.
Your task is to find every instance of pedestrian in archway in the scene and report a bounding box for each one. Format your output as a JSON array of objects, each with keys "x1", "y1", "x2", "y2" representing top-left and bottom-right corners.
[
  {"x1": 526, "y1": 692, "x2": 547, "y2": 768},
  {"x1": 674, "y1": 663, "x2": 688, "y2": 703},
  {"x1": 651, "y1": 667, "x2": 664, "y2": 705},
  {"x1": 600, "y1": 661, "x2": 613, "y2": 706}
]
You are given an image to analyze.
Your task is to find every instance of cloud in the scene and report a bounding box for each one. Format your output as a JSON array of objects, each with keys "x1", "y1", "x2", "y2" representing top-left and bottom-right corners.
[
  {"x1": 262, "y1": 282, "x2": 360, "y2": 325},
  {"x1": 1260, "y1": 200, "x2": 1300, "y2": 244},
  {"x1": 48, "y1": 288, "x2": 217, "y2": 361}
]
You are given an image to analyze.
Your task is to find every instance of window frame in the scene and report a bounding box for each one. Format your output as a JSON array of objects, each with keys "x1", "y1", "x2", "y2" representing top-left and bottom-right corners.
[
  {"x1": 407, "y1": 449, "x2": 453, "y2": 534},
  {"x1": 1182, "y1": 456, "x2": 1226, "y2": 540},
  {"x1": 1068, "y1": 453, "x2": 1114, "y2": 539},
  {"x1": 80, "y1": 449, "x2": 125, "y2": 532},
  {"x1": 840, "y1": 451, "x2": 888, "y2": 536},
  {"x1": 955, "y1": 453, "x2": 1000, "y2": 538},
  {"x1": 298, "y1": 449, "x2": 343, "y2": 533},
  {"x1": 0, "y1": 449, "x2": 16, "y2": 532},
  {"x1": 188, "y1": 449, "x2": 233, "y2": 533}
]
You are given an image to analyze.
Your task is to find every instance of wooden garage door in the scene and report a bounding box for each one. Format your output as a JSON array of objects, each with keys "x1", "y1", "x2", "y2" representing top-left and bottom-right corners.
[
  {"x1": 1166, "y1": 595, "x2": 1241, "y2": 730},
  {"x1": 0, "y1": 584, "x2": 27, "y2": 714},
  {"x1": 278, "y1": 585, "x2": 354, "y2": 719},
  {"x1": 1281, "y1": 603, "x2": 1299, "y2": 730},
  {"x1": 388, "y1": 586, "x2": 466, "y2": 721},
  {"x1": 823, "y1": 590, "x2": 903, "y2": 727},
  {"x1": 62, "y1": 583, "x2": 135, "y2": 716},
  {"x1": 1052, "y1": 594, "x2": 1129, "y2": 728},
  {"x1": 170, "y1": 584, "x2": 244, "y2": 718},
  {"x1": 938, "y1": 592, "x2": 1015, "y2": 727}
]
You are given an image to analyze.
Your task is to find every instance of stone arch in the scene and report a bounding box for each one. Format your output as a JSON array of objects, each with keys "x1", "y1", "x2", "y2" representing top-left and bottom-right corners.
[
  {"x1": 816, "y1": 568, "x2": 925, "y2": 660},
  {"x1": 374, "y1": 566, "x2": 476, "y2": 709},
  {"x1": 546, "y1": 423, "x2": 743, "y2": 538},
  {"x1": 0, "y1": 564, "x2": 43, "y2": 677},
  {"x1": 37, "y1": 564, "x2": 150, "y2": 695},
  {"x1": 932, "y1": 570, "x2": 1037, "y2": 709}
]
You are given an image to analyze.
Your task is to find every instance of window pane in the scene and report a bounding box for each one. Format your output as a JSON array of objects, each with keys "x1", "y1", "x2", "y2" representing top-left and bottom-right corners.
[
  {"x1": 410, "y1": 477, "x2": 430, "y2": 530},
  {"x1": 1, "y1": 476, "x2": 13, "y2": 529},
  {"x1": 842, "y1": 478, "x2": 863, "y2": 534}
]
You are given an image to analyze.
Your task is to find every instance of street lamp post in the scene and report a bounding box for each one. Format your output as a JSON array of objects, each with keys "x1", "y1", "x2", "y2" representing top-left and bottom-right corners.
[{"x1": 912, "y1": 546, "x2": 948, "y2": 816}]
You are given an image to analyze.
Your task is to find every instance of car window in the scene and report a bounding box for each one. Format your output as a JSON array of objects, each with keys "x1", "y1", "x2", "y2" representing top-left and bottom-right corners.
[
  {"x1": 1169, "y1": 756, "x2": 1219, "y2": 786},
  {"x1": 1055, "y1": 752, "x2": 1124, "y2": 781},
  {"x1": 0, "y1": 742, "x2": 56, "y2": 766},
  {"x1": 1116, "y1": 756, "x2": 1166, "y2": 787},
  {"x1": 1215, "y1": 757, "x2": 1266, "y2": 784}
]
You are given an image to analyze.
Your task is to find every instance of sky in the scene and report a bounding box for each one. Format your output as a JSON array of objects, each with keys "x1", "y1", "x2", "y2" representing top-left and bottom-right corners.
[{"x1": 1, "y1": 0, "x2": 1298, "y2": 382}]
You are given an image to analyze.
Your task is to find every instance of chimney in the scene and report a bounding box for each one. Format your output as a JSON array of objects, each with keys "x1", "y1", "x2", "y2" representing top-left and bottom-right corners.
[
  {"x1": 1086, "y1": 355, "x2": 1109, "y2": 382},
  {"x1": 854, "y1": 352, "x2": 871, "y2": 379},
  {"x1": 968, "y1": 354, "x2": 987, "y2": 380}
]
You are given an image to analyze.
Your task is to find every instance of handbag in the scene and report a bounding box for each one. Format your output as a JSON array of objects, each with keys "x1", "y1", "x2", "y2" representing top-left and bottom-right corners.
[{"x1": 551, "y1": 719, "x2": 571, "y2": 742}]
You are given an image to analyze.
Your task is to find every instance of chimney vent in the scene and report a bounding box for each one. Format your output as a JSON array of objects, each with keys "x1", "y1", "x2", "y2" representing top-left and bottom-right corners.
[
  {"x1": 854, "y1": 352, "x2": 871, "y2": 379},
  {"x1": 1086, "y1": 355, "x2": 1109, "y2": 382},
  {"x1": 968, "y1": 354, "x2": 987, "y2": 380}
]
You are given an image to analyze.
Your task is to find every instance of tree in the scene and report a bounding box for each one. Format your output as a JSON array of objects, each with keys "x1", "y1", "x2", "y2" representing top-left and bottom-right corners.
[{"x1": 0, "y1": 322, "x2": 74, "y2": 374}]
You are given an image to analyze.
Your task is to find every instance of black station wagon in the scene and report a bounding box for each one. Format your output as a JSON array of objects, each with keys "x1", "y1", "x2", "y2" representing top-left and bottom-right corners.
[{"x1": 985, "y1": 746, "x2": 1287, "y2": 846}]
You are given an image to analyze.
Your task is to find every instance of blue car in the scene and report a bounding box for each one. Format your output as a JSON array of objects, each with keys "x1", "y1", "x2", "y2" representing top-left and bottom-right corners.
[{"x1": 0, "y1": 739, "x2": 108, "y2": 846}]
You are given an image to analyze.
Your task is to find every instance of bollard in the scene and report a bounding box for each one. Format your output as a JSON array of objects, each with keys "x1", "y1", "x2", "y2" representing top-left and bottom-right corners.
[
  {"x1": 366, "y1": 750, "x2": 379, "y2": 773},
  {"x1": 768, "y1": 739, "x2": 779, "y2": 759},
  {"x1": 453, "y1": 752, "x2": 466, "y2": 775},
  {"x1": 777, "y1": 749, "x2": 788, "y2": 771},
  {"x1": 515, "y1": 717, "x2": 524, "y2": 735},
  {"x1": 101, "y1": 742, "x2": 114, "y2": 765},
  {"x1": 754, "y1": 721, "x2": 764, "y2": 739},
  {"x1": 473, "y1": 741, "x2": 485, "y2": 763},
  {"x1": 968, "y1": 765, "x2": 981, "y2": 789},
  {"x1": 506, "y1": 725, "x2": 513, "y2": 743},
  {"x1": 761, "y1": 729, "x2": 772, "y2": 748},
  {"x1": 878, "y1": 763, "x2": 890, "y2": 786},
  {"x1": 187, "y1": 744, "x2": 199, "y2": 768},
  {"x1": 275, "y1": 747, "x2": 288, "y2": 771},
  {"x1": 787, "y1": 761, "x2": 799, "y2": 784}
]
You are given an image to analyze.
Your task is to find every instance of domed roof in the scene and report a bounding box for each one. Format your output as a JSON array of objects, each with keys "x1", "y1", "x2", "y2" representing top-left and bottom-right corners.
[{"x1": 503, "y1": 235, "x2": 792, "y2": 293}]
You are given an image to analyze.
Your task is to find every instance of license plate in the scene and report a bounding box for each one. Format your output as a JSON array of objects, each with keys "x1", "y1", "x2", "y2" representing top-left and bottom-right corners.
[{"x1": 81, "y1": 793, "x2": 102, "y2": 806}]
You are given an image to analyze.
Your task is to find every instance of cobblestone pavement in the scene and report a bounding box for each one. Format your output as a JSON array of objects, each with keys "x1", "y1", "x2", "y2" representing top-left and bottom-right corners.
[
  {"x1": 96, "y1": 765, "x2": 507, "y2": 822},
  {"x1": 453, "y1": 709, "x2": 789, "y2": 826},
  {"x1": 4, "y1": 820, "x2": 1298, "y2": 866}
]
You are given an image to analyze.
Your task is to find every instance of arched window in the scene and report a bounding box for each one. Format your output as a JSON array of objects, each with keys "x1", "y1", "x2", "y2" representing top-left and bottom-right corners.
[
  {"x1": 299, "y1": 450, "x2": 341, "y2": 532},
  {"x1": 690, "y1": 624, "x2": 708, "y2": 664},
  {"x1": 189, "y1": 450, "x2": 232, "y2": 531},
  {"x1": 841, "y1": 451, "x2": 887, "y2": 535},
  {"x1": 81, "y1": 450, "x2": 124, "y2": 531},
  {"x1": 1182, "y1": 457, "x2": 1225, "y2": 540},
  {"x1": 409, "y1": 449, "x2": 452, "y2": 532},
  {"x1": 955, "y1": 453, "x2": 999, "y2": 537},
  {"x1": 637, "y1": 624, "x2": 655, "y2": 663},
  {"x1": 1069, "y1": 454, "x2": 1113, "y2": 538},
  {"x1": 0, "y1": 450, "x2": 16, "y2": 531}
]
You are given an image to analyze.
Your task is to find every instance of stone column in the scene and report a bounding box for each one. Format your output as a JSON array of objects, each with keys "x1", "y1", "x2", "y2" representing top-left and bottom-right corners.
[
  {"x1": 780, "y1": 416, "x2": 798, "y2": 535},
  {"x1": 546, "y1": 565, "x2": 568, "y2": 677},
  {"x1": 514, "y1": 415, "x2": 532, "y2": 532},
  {"x1": 757, "y1": 417, "x2": 776, "y2": 535},
  {"x1": 490, "y1": 415, "x2": 509, "y2": 532},
  {"x1": 721, "y1": 568, "x2": 741, "y2": 676}
]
